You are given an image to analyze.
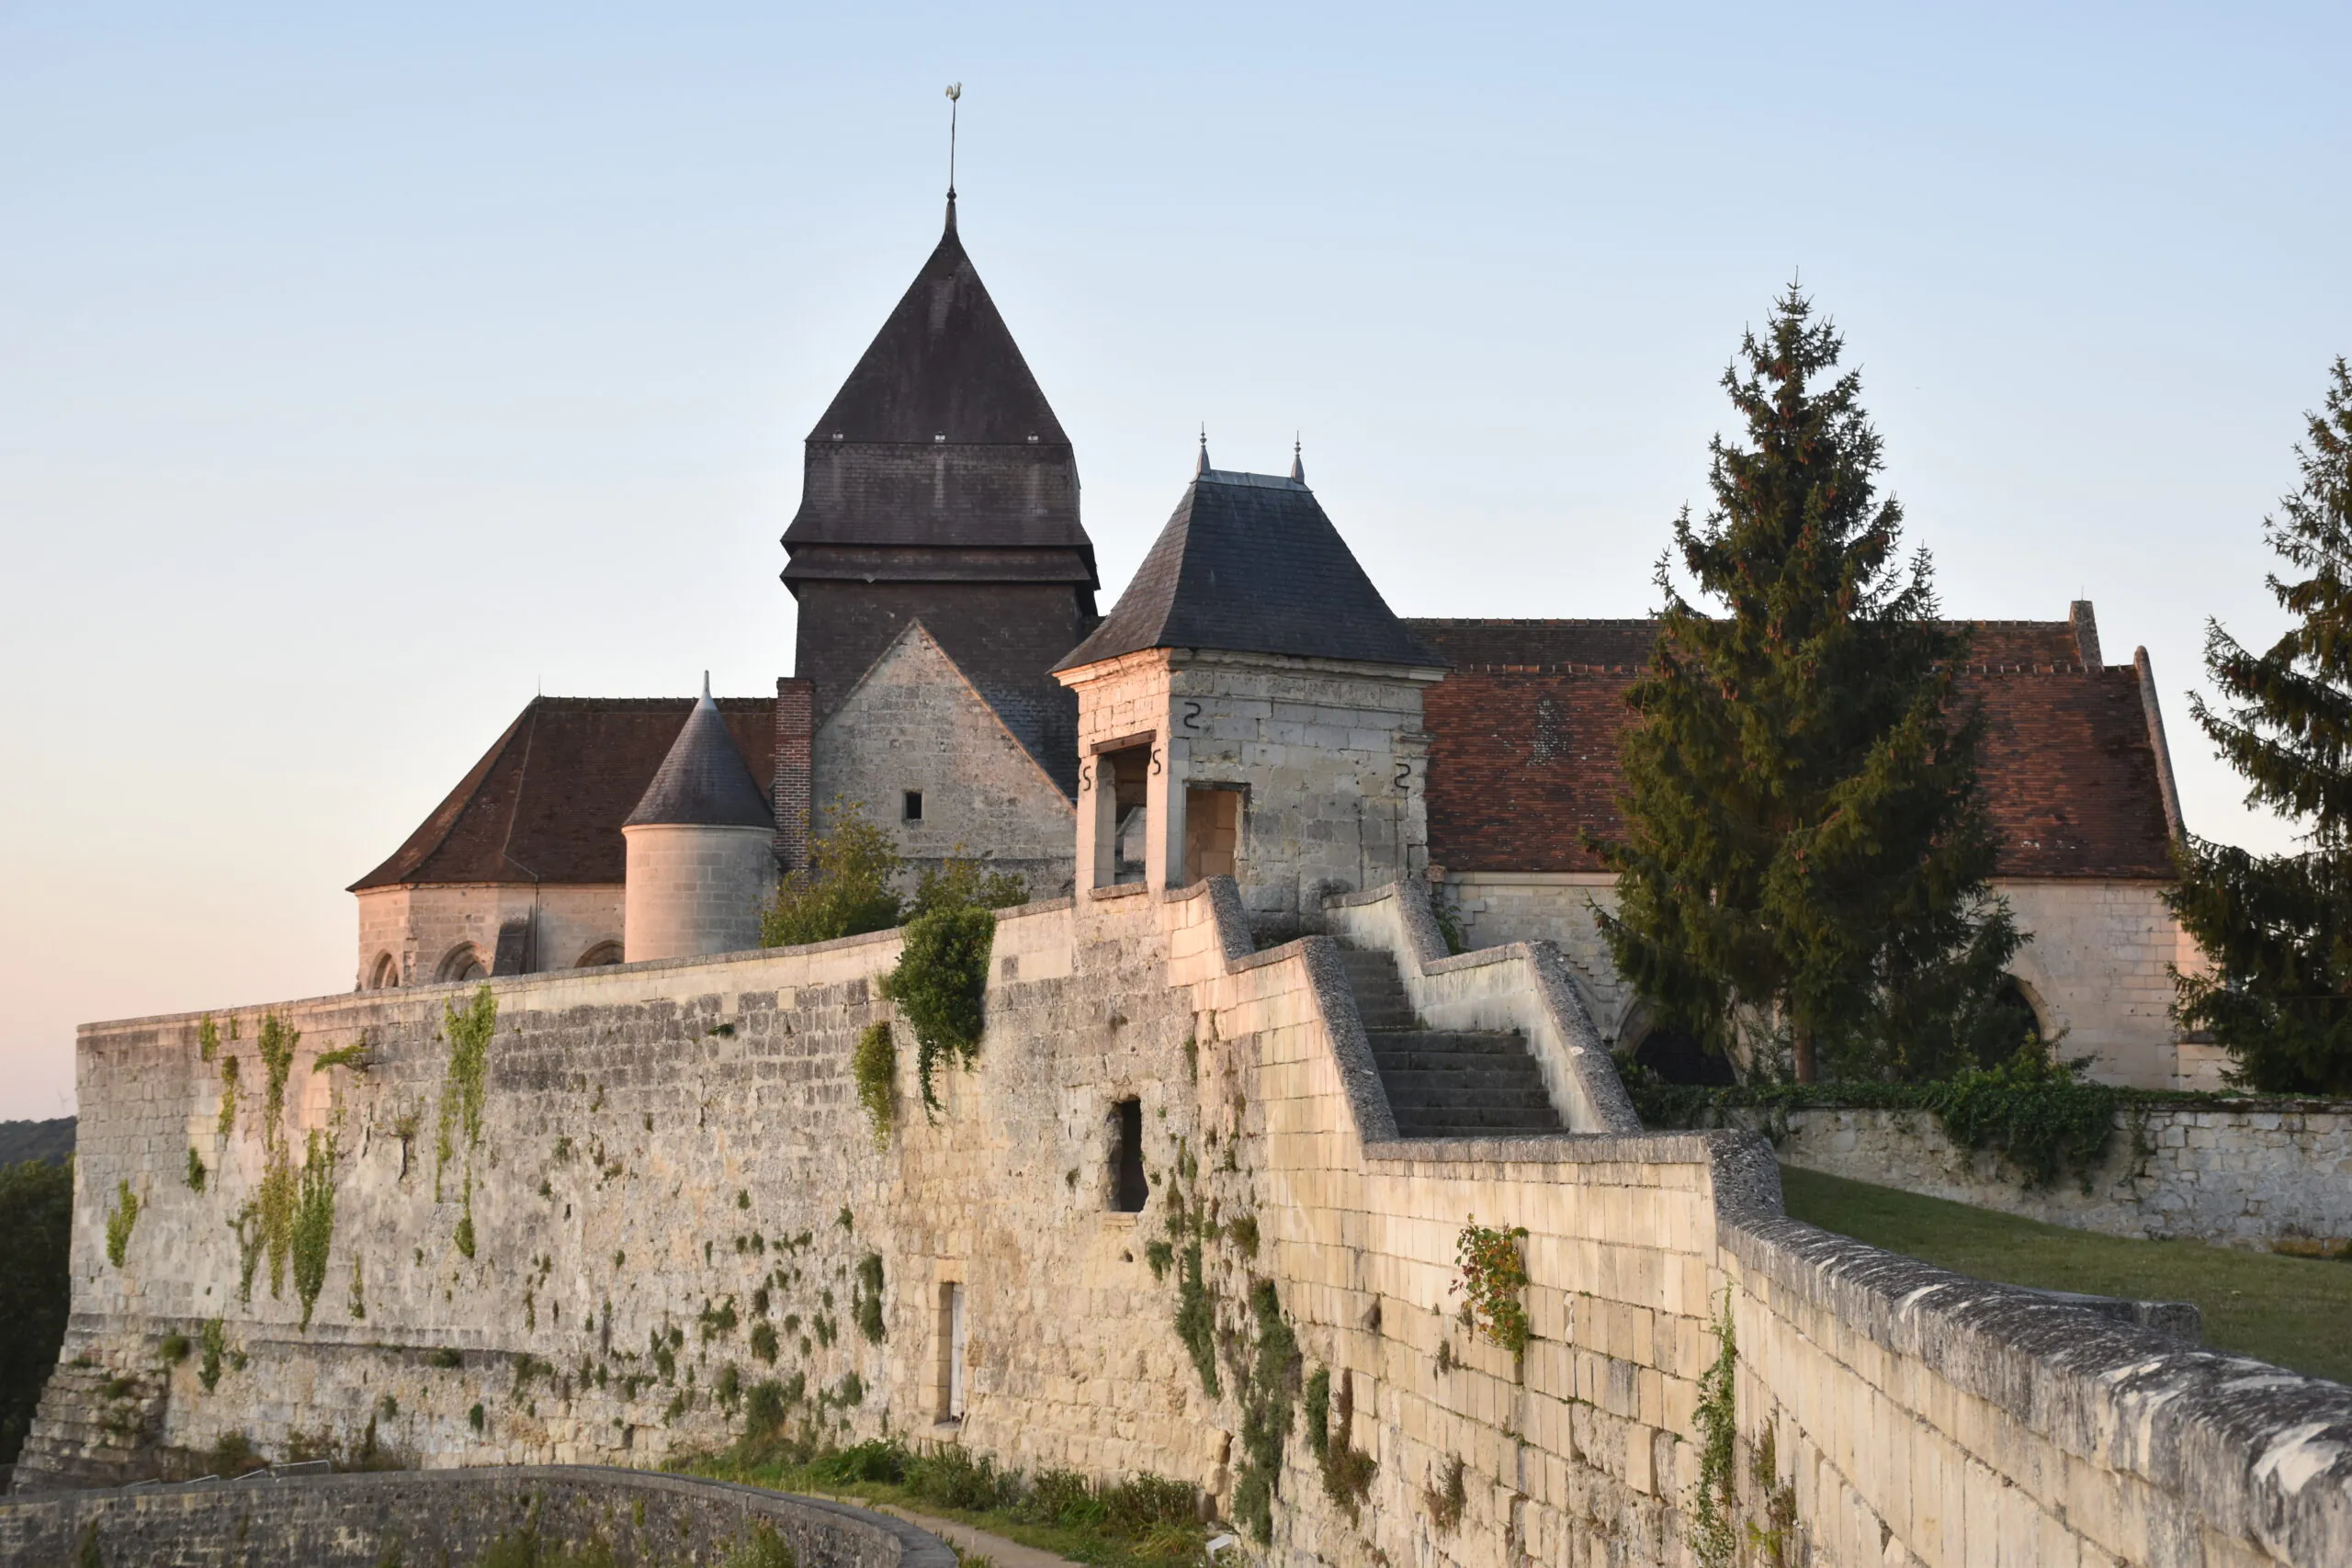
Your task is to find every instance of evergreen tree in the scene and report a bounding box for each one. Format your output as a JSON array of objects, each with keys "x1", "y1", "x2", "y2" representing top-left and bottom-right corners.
[
  {"x1": 2169, "y1": 359, "x2": 2352, "y2": 1094},
  {"x1": 1599, "y1": 288, "x2": 2019, "y2": 1083}
]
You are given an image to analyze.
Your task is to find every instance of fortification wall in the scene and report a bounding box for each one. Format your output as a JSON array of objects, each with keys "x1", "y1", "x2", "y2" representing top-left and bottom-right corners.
[
  {"x1": 1751, "y1": 1102, "x2": 2352, "y2": 1250},
  {"x1": 23, "y1": 882, "x2": 2352, "y2": 1566}
]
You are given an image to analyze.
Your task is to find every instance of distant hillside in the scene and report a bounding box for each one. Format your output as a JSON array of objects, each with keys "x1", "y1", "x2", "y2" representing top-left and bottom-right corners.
[{"x1": 0, "y1": 1119, "x2": 74, "y2": 1168}]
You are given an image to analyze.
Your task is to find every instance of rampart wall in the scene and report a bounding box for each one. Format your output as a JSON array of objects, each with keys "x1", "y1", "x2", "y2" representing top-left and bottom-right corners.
[{"x1": 19, "y1": 881, "x2": 2352, "y2": 1566}]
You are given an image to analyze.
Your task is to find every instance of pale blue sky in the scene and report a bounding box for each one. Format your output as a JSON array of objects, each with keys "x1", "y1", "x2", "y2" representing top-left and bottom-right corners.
[{"x1": 4, "y1": 3, "x2": 2347, "y2": 1116}]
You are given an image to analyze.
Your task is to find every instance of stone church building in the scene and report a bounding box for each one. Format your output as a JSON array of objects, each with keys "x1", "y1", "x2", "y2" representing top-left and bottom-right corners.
[{"x1": 350, "y1": 197, "x2": 2203, "y2": 1090}]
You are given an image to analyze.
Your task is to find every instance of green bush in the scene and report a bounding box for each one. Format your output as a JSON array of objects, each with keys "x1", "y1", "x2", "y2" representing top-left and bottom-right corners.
[
  {"x1": 104, "y1": 1179, "x2": 140, "y2": 1268},
  {"x1": 854, "y1": 1254, "x2": 886, "y2": 1343},
  {"x1": 744, "y1": 1378, "x2": 788, "y2": 1435},
  {"x1": 760, "y1": 803, "x2": 905, "y2": 948},
  {"x1": 198, "y1": 1317, "x2": 227, "y2": 1392},
  {"x1": 750, "y1": 1322, "x2": 778, "y2": 1363},
  {"x1": 882, "y1": 906, "x2": 997, "y2": 1114},
  {"x1": 0, "y1": 1158, "x2": 73, "y2": 1462}
]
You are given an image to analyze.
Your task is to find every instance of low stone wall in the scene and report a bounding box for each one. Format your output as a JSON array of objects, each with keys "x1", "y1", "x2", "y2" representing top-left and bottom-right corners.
[
  {"x1": 1742, "y1": 1102, "x2": 2352, "y2": 1250},
  {"x1": 0, "y1": 1466, "x2": 952, "y2": 1568}
]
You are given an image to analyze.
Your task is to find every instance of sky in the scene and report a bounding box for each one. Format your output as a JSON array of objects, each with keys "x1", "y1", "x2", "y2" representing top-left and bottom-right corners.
[{"x1": 3, "y1": 2, "x2": 2348, "y2": 1119}]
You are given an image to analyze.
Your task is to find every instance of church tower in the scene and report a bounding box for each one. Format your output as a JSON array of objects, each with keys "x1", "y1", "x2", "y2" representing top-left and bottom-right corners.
[{"x1": 781, "y1": 197, "x2": 1098, "y2": 795}]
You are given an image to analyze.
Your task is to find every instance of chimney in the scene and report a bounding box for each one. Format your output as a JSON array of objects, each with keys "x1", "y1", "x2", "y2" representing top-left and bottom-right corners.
[
  {"x1": 773, "y1": 677, "x2": 815, "y2": 874},
  {"x1": 2068, "y1": 601, "x2": 2103, "y2": 667}
]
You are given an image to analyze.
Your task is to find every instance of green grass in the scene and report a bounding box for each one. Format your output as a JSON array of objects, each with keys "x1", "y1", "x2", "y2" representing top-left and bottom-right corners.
[
  {"x1": 677, "y1": 1438, "x2": 1208, "y2": 1568},
  {"x1": 1780, "y1": 1164, "x2": 2352, "y2": 1385}
]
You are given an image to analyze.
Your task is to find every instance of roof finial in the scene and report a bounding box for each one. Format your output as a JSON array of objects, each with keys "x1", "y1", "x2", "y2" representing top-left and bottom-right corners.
[
  {"x1": 944, "y1": 83, "x2": 963, "y2": 231},
  {"x1": 701, "y1": 670, "x2": 711, "y2": 701},
  {"x1": 1290, "y1": 434, "x2": 1305, "y2": 484},
  {"x1": 1196, "y1": 424, "x2": 1210, "y2": 476}
]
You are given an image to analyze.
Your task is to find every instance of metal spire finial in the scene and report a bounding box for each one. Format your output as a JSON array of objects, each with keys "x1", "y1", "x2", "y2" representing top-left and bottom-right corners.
[
  {"x1": 1290, "y1": 434, "x2": 1305, "y2": 484},
  {"x1": 1196, "y1": 425, "x2": 1210, "y2": 476},
  {"x1": 944, "y1": 84, "x2": 963, "y2": 226}
]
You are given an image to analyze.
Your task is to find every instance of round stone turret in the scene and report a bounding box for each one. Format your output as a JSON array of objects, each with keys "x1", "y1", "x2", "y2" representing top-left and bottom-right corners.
[{"x1": 621, "y1": 679, "x2": 775, "y2": 962}]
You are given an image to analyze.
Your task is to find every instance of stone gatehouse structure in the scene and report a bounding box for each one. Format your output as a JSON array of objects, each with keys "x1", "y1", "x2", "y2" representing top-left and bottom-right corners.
[{"x1": 17, "y1": 193, "x2": 2352, "y2": 1568}]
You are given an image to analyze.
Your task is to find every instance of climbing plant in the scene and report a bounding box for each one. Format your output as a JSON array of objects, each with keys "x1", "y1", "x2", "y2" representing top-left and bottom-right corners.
[
  {"x1": 185, "y1": 1148, "x2": 207, "y2": 1192},
  {"x1": 198, "y1": 1317, "x2": 226, "y2": 1392},
  {"x1": 216, "y1": 1055, "x2": 241, "y2": 1139},
  {"x1": 198, "y1": 1014, "x2": 220, "y2": 1064},
  {"x1": 1173, "y1": 1242, "x2": 1217, "y2": 1396},
  {"x1": 852, "y1": 1023, "x2": 896, "y2": 1146},
  {"x1": 1453, "y1": 1219, "x2": 1532, "y2": 1357},
  {"x1": 1233, "y1": 1279, "x2": 1300, "y2": 1545},
  {"x1": 437, "y1": 986, "x2": 496, "y2": 1183},
  {"x1": 854, "y1": 1253, "x2": 886, "y2": 1343},
  {"x1": 1689, "y1": 1294, "x2": 1738, "y2": 1568},
  {"x1": 290, "y1": 1129, "x2": 338, "y2": 1329},
  {"x1": 257, "y1": 1012, "x2": 299, "y2": 1132},
  {"x1": 103, "y1": 1180, "x2": 140, "y2": 1268},
  {"x1": 881, "y1": 904, "x2": 997, "y2": 1115}
]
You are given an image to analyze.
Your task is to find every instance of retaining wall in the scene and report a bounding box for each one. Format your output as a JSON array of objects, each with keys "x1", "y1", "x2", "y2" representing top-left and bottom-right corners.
[{"x1": 0, "y1": 1465, "x2": 952, "y2": 1568}]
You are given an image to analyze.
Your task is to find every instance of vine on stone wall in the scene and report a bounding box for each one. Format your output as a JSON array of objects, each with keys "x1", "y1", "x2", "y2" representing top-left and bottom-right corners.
[
  {"x1": 853, "y1": 1022, "x2": 896, "y2": 1146},
  {"x1": 1424, "y1": 1456, "x2": 1467, "y2": 1533},
  {"x1": 103, "y1": 1179, "x2": 139, "y2": 1268},
  {"x1": 1233, "y1": 1279, "x2": 1300, "y2": 1545},
  {"x1": 1689, "y1": 1294, "x2": 1738, "y2": 1568},
  {"x1": 198, "y1": 1014, "x2": 220, "y2": 1063},
  {"x1": 231, "y1": 1201, "x2": 262, "y2": 1303},
  {"x1": 290, "y1": 1128, "x2": 338, "y2": 1329},
  {"x1": 454, "y1": 1173, "x2": 477, "y2": 1259},
  {"x1": 258, "y1": 1144, "x2": 296, "y2": 1299},
  {"x1": 1304, "y1": 1364, "x2": 1376, "y2": 1518},
  {"x1": 198, "y1": 1316, "x2": 226, "y2": 1391},
  {"x1": 879, "y1": 905, "x2": 997, "y2": 1115},
  {"x1": 1173, "y1": 1241, "x2": 1218, "y2": 1396},
  {"x1": 216, "y1": 1055, "x2": 241, "y2": 1139},
  {"x1": 1453, "y1": 1219, "x2": 1532, "y2": 1358},
  {"x1": 185, "y1": 1147, "x2": 207, "y2": 1192},
  {"x1": 854, "y1": 1253, "x2": 886, "y2": 1343},
  {"x1": 437, "y1": 986, "x2": 497, "y2": 1187},
  {"x1": 257, "y1": 1012, "x2": 299, "y2": 1132}
]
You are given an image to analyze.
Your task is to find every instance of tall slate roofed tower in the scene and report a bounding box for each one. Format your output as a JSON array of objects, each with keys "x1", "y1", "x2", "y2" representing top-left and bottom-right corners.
[{"x1": 783, "y1": 196, "x2": 1097, "y2": 793}]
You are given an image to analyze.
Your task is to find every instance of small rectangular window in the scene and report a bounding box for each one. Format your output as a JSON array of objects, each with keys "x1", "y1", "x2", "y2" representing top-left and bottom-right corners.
[
  {"x1": 903, "y1": 790, "x2": 923, "y2": 823},
  {"x1": 1110, "y1": 1099, "x2": 1148, "y2": 1213},
  {"x1": 936, "y1": 1281, "x2": 967, "y2": 1422}
]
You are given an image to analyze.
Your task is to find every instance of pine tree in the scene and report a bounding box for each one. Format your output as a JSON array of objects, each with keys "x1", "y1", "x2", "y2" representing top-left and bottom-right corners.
[
  {"x1": 1599, "y1": 288, "x2": 2019, "y2": 1083},
  {"x1": 2168, "y1": 359, "x2": 2352, "y2": 1095}
]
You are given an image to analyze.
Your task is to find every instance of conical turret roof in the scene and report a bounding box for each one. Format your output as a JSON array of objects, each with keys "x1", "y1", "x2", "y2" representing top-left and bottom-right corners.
[
  {"x1": 625, "y1": 682, "x2": 774, "y2": 829},
  {"x1": 1055, "y1": 466, "x2": 1441, "y2": 672}
]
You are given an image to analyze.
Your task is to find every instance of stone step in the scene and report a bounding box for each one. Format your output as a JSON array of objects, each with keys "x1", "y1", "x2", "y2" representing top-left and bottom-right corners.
[
  {"x1": 1369, "y1": 1030, "x2": 1534, "y2": 1062},
  {"x1": 1380, "y1": 1080, "x2": 1555, "y2": 1112},
  {"x1": 1392, "y1": 1105, "x2": 1566, "y2": 1134},
  {"x1": 1336, "y1": 950, "x2": 1414, "y2": 1025},
  {"x1": 1337, "y1": 944, "x2": 1564, "y2": 1140}
]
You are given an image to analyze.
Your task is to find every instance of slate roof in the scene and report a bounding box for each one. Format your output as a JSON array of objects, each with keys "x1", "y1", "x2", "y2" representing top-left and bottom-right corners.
[
  {"x1": 783, "y1": 200, "x2": 1095, "y2": 576},
  {"x1": 1055, "y1": 468, "x2": 1442, "y2": 672},
  {"x1": 1408, "y1": 618, "x2": 2176, "y2": 880},
  {"x1": 351, "y1": 697, "x2": 774, "y2": 890},
  {"x1": 626, "y1": 689, "x2": 775, "y2": 829}
]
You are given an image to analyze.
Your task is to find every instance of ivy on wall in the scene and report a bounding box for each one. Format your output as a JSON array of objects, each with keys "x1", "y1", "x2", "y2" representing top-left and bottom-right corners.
[
  {"x1": 880, "y1": 906, "x2": 997, "y2": 1115},
  {"x1": 437, "y1": 987, "x2": 496, "y2": 1189},
  {"x1": 289, "y1": 1129, "x2": 338, "y2": 1329},
  {"x1": 215, "y1": 1055, "x2": 240, "y2": 1140},
  {"x1": 1453, "y1": 1219, "x2": 1532, "y2": 1358},
  {"x1": 1689, "y1": 1294, "x2": 1738, "y2": 1568},
  {"x1": 852, "y1": 1023, "x2": 896, "y2": 1146},
  {"x1": 1232, "y1": 1280, "x2": 1299, "y2": 1545}
]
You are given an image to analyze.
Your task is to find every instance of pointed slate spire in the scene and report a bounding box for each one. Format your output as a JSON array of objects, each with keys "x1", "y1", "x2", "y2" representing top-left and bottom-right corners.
[
  {"x1": 625, "y1": 684, "x2": 772, "y2": 829},
  {"x1": 1196, "y1": 427, "x2": 1212, "y2": 476},
  {"x1": 1290, "y1": 437, "x2": 1306, "y2": 485}
]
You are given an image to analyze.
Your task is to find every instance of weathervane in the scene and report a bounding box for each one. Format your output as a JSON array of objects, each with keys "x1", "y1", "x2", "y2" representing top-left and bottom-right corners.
[{"x1": 945, "y1": 83, "x2": 962, "y2": 200}]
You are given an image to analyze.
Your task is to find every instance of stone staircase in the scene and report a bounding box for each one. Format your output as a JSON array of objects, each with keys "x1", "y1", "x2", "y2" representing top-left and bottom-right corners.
[{"x1": 1336, "y1": 948, "x2": 1564, "y2": 1138}]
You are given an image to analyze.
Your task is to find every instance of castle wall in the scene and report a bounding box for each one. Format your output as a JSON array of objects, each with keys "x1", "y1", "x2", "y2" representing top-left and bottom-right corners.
[
  {"x1": 1442, "y1": 872, "x2": 2198, "y2": 1089},
  {"x1": 26, "y1": 885, "x2": 2350, "y2": 1566},
  {"x1": 354, "y1": 885, "x2": 625, "y2": 988},
  {"x1": 812, "y1": 623, "x2": 1077, "y2": 898}
]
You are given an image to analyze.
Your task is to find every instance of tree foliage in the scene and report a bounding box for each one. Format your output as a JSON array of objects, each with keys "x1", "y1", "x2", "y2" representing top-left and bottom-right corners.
[
  {"x1": 759, "y1": 801, "x2": 906, "y2": 949},
  {"x1": 1598, "y1": 287, "x2": 2019, "y2": 1082},
  {"x1": 2170, "y1": 359, "x2": 2352, "y2": 1093},
  {"x1": 0, "y1": 1156, "x2": 73, "y2": 1464}
]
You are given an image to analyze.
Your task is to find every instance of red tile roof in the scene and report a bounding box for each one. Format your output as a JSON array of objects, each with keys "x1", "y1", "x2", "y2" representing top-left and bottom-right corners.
[
  {"x1": 351, "y1": 697, "x2": 775, "y2": 890},
  {"x1": 1408, "y1": 619, "x2": 2175, "y2": 880}
]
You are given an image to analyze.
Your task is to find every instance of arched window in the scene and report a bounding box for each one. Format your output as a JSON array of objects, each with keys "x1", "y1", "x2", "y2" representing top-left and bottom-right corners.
[
  {"x1": 574, "y1": 941, "x2": 625, "y2": 969},
  {"x1": 1629, "y1": 1023, "x2": 1737, "y2": 1087},
  {"x1": 1982, "y1": 976, "x2": 2042, "y2": 1066},
  {"x1": 368, "y1": 953, "x2": 401, "y2": 990},
  {"x1": 436, "y1": 945, "x2": 487, "y2": 985}
]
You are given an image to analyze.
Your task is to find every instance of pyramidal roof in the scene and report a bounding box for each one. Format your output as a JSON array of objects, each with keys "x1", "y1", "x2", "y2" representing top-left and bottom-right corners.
[
  {"x1": 625, "y1": 682, "x2": 774, "y2": 829},
  {"x1": 806, "y1": 198, "x2": 1066, "y2": 446},
  {"x1": 1056, "y1": 460, "x2": 1442, "y2": 672}
]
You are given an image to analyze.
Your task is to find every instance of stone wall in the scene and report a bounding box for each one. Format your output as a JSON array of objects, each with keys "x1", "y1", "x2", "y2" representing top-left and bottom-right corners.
[
  {"x1": 0, "y1": 1465, "x2": 954, "y2": 1568},
  {"x1": 1749, "y1": 1101, "x2": 2352, "y2": 1250},
  {"x1": 356, "y1": 883, "x2": 626, "y2": 988},
  {"x1": 1441, "y1": 871, "x2": 2204, "y2": 1089},
  {"x1": 813, "y1": 621, "x2": 1078, "y2": 897},
  {"x1": 24, "y1": 881, "x2": 2352, "y2": 1566}
]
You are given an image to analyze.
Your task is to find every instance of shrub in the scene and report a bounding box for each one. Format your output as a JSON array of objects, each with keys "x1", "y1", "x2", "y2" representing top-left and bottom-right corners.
[
  {"x1": 1929, "y1": 1048, "x2": 2119, "y2": 1190},
  {"x1": 1, "y1": 1157, "x2": 72, "y2": 1463},
  {"x1": 209, "y1": 1430, "x2": 265, "y2": 1477},
  {"x1": 854, "y1": 1254, "x2": 886, "y2": 1343},
  {"x1": 882, "y1": 905, "x2": 997, "y2": 1114},
  {"x1": 725, "y1": 1520, "x2": 799, "y2": 1568},
  {"x1": 185, "y1": 1147, "x2": 207, "y2": 1192},
  {"x1": 750, "y1": 1322, "x2": 779, "y2": 1363},
  {"x1": 760, "y1": 802, "x2": 905, "y2": 948},
  {"x1": 909, "y1": 857, "x2": 1027, "y2": 919},
  {"x1": 744, "y1": 1379, "x2": 788, "y2": 1435},
  {"x1": 198, "y1": 1318, "x2": 227, "y2": 1392},
  {"x1": 158, "y1": 1333, "x2": 190, "y2": 1364}
]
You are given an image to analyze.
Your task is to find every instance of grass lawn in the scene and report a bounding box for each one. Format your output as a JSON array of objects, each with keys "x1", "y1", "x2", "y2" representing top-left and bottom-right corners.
[{"x1": 1779, "y1": 1164, "x2": 2352, "y2": 1386}]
